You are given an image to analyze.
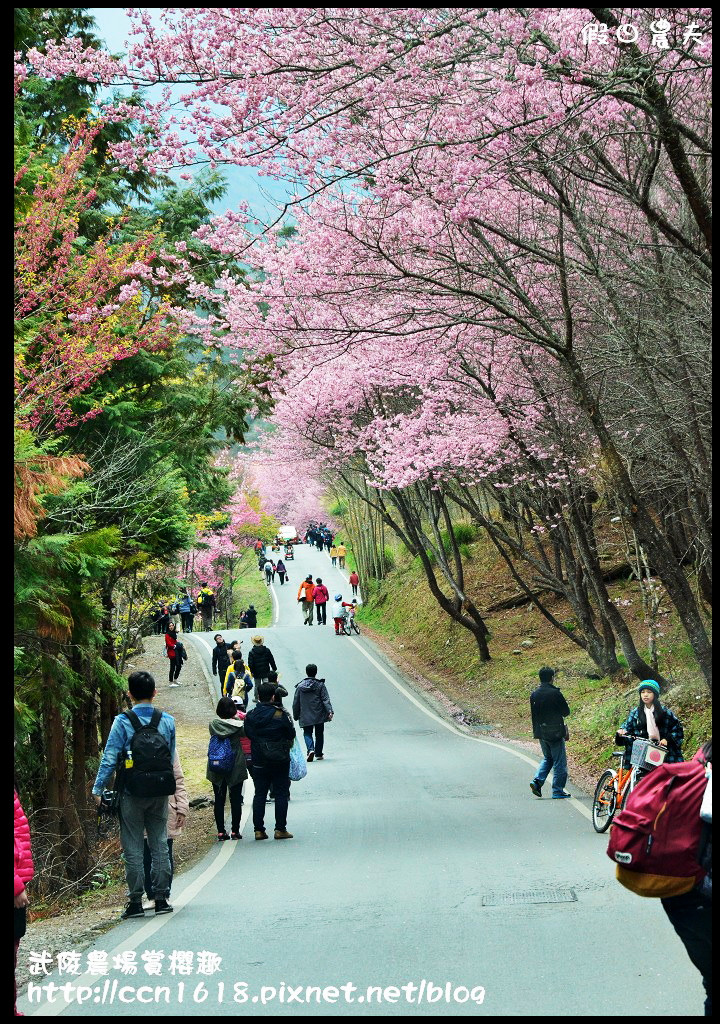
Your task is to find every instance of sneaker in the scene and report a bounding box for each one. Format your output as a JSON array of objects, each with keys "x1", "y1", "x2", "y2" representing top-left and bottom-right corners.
[
  {"x1": 274, "y1": 829, "x2": 294, "y2": 840},
  {"x1": 230, "y1": 832, "x2": 242, "y2": 840},
  {"x1": 255, "y1": 830, "x2": 269, "y2": 841},
  {"x1": 552, "y1": 792, "x2": 572, "y2": 799},
  {"x1": 315, "y1": 754, "x2": 324, "y2": 760},
  {"x1": 530, "y1": 781, "x2": 542, "y2": 798},
  {"x1": 307, "y1": 750, "x2": 315, "y2": 762},
  {"x1": 154, "y1": 899, "x2": 173, "y2": 914},
  {"x1": 217, "y1": 832, "x2": 230, "y2": 841},
  {"x1": 121, "y1": 902, "x2": 144, "y2": 920}
]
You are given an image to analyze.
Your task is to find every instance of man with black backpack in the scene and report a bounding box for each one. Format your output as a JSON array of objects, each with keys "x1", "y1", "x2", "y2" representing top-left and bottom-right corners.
[
  {"x1": 92, "y1": 671, "x2": 177, "y2": 919},
  {"x1": 243, "y1": 682, "x2": 296, "y2": 841}
]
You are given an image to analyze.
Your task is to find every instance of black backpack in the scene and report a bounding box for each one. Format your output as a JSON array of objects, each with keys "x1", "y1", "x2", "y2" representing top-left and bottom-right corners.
[{"x1": 119, "y1": 710, "x2": 176, "y2": 798}]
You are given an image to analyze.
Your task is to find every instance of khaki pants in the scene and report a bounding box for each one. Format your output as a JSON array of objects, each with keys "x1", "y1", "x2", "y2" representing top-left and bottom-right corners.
[{"x1": 302, "y1": 599, "x2": 314, "y2": 624}]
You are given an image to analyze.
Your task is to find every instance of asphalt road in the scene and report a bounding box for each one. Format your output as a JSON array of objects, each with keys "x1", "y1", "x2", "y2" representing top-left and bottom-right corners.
[{"x1": 21, "y1": 544, "x2": 704, "y2": 1016}]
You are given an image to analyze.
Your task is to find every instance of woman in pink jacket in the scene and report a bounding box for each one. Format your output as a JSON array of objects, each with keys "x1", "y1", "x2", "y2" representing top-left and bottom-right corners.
[
  {"x1": 313, "y1": 577, "x2": 330, "y2": 626},
  {"x1": 15, "y1": 790, "x2": 34, "y2": 1016}
]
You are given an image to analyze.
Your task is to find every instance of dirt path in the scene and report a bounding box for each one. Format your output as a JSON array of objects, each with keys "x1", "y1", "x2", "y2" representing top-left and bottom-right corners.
[{"x1": 17, "y1": 636, "x2": 218, "y2": 994}]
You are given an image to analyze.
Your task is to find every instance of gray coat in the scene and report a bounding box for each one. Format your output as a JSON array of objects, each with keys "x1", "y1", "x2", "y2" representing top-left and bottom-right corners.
[
  {"x1": 206, "y1": 717, "x2": 248, "y2": 788},
  {"x1": 293, "y1": 678, "x2": 333, "y2": 727}
]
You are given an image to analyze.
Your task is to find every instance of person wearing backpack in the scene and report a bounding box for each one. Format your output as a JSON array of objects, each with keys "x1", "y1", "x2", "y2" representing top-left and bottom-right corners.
[
  {"x1": 660, "y1": 740, "x2": 712, "y2": 1017},
  {"x1": 616, "y1": 679, "x2": 684, "y2": 768},
  {"x1": 529, "y1": 667, "x2": 572, "y2": 799},
  {"x1": 207, "y1": 697, "x2": 248, "y2": 841},
  {"x1": 224, "y1": 652, "x2": 254, "y2": 709},
  {"x1": 92, "y1": 671, "x2": 176, "y2": 919},
  {"x1": 143, "y1": 750, "x2": 188, "y2": 904},
  {"x1": 607, "y1": 740, "x2": 711, "y2": 1016},
  {"x1": 196, "y1": 583, "x2": 216, "y2": 631},
  {"x1": 243, "y1": 682, "x2": 296, "y2": 840}
]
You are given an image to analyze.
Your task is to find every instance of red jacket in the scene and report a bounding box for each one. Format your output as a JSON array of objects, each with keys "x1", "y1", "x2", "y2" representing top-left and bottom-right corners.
[
  {"x1": 14, "y1": 791, "x2": 34, "y2": 898},
  {"x1": 313, "y1": 584, "x2": 330, "y2": 605},
  {"x1": 349, "y1": 572, "x2": 359, "y2": 585},
  {"x1": 166, "y1": 631, "x2": 178, "y2": 659}
]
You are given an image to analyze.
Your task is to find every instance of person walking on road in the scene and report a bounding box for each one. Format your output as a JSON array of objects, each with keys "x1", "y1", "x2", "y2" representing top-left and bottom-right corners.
[
  {"x1": 225, "y1": 651, "x2": 254, "y2": 707},
  {"x1": 336, "y1": 542, "x2": 347, "y2": 568},
  {"x1": 529, "y1": 667, "x2": 571, "y2": 799},
  {"x1": 178, "y1": 589, "x2": 194, "y2": 632},
  {"x1": 330, "y1": 543, "x2": 338, "y2": 566},
  {"x1": 144, "y1": 750, "x2": 188, "y2": 903},
  {"x1": 243, "y1": 683, "x2": 296, "y2": 840},
  {"x1": 349, "y1": 570, "x2": 359, "y2": 597},
  {"x1": 263, "y1": 558, "x2": 274, "y2": 586},
  {"x1": 197, "y1": 583, "x2": 216, "y2": 631},
  {"x1": 313, "y1": 577, "x2": 330, "y2": 625},
  {"x1": 276, "y1": 558, "x2": 288, "y2": 585},
  {"x1": 165, "y1": 622, "x2": 184, "y2": 686},
  {"x1": 248, "y1": 635, "x2": 277, "y2": 701},
  {"x1": 298, "y1": 575, "x2": 316, "y2": 625},
  {"x1": 212, "y1": 633, "x2": 231, "y2": 683},
  {"x1": 293, "y1": 664, "x2": 334, "y2": 762},
  {"x1": 92, "y1": 671, "x2": 176, "y2": 918},
  {"x1": 207, "y1": 696, "x2": 248, "y2": 840}
]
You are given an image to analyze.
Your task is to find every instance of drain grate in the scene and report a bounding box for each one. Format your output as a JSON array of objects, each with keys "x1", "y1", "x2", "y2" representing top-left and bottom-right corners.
[{"x1": 481, "y1": 888, "x2": 577, "y2": 907}]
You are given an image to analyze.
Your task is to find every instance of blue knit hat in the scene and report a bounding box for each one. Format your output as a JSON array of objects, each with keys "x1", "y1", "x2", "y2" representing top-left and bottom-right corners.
[{"x1": 638, "y1": 679, "x2": 661, "y2": 696}]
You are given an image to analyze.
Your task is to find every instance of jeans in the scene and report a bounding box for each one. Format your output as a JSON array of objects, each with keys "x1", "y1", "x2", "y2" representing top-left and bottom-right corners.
[
  {"x1": 212, "y1": 780, "x2": 244, "y2": 834},
  {"x1": 533, "y1": 738, "x2": 567, "y2": 796},
  {"x1": 252, "y1": 764, "x2": 290, "y2": 831},
  {"x1": 662, "y1": 891, "x2": 712, "y2": 1016},
  {"x1": 331, "y1": 556, "x2": 337, "y2": 566},
  {"x1": 315, "y1": 603, "x2": 327, "y2": 625},
  {"x1": 277, "y1": 572, "x2": 286, "y2": 585},
  {"x1": 303, "y1": 724, "x2": 325, "y2": 757},
  {"x1": 168, "y1": 657, "x2": 182, "y2": 682},
  {"x1": 351, "y1": 584, "x2": 358, "y2": 596},
  {"x1": 119, "y1": 793, "x2": 170, "y2": 901},
  {"x1": 144, "y1": 838, "x2": 174, "y2": 900},
  {"x1": 181, "y1": 611, "x2": 193, "y2": 632}
]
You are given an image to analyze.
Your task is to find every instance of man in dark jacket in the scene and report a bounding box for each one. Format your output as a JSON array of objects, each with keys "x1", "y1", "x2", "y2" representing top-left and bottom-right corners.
[
  {"x1": 211, "y1": 634, "x2": 231, "y2": 681},
  {"x1": 529, "y1": 667, "x2": 571, "y2": 799},
  {"x1": 243, "y1": 683, "x2": 296, "y2": 840},
  {"x1": 248, "y1": 635, "x2": 278, "y2": 702},
  {"x1": 244, "y1": 605, "x2": 258, "y2": 629},
  {"x1": 292, "y1": 664, "x2": 333, "y2": 761}
]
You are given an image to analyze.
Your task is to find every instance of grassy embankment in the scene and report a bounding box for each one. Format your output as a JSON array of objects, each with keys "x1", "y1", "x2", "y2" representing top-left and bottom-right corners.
[{"x1": 351, "y1": 533, "x2": 711, "y2": 782}]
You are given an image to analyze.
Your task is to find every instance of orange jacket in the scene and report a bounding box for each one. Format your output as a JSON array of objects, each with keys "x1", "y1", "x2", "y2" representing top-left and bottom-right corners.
[{"x1": 298, "y1": 580, "x2": 315, "y2": 601}]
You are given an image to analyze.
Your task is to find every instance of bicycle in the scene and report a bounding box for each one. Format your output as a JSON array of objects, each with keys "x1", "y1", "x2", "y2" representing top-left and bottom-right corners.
[
  {"x1": 342, "y1": 613, "x2": 360, "y2": 635},
  {"x1": 591, "y1": 734, "x2": 667, "y2": 833}
]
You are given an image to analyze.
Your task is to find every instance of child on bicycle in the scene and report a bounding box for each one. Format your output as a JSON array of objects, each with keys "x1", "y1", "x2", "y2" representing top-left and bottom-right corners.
[
  {"x1": 616, "y1": 680, "x2": 684, "y2": 768},
  {"x1": 333, "y1": 594, "x2": 353, "y2": 635}
]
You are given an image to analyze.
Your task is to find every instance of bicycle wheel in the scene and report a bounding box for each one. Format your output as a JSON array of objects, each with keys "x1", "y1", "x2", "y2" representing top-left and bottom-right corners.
[
  {"x1": 592, "y1": 770, "x2": 617, "y2": 833},
  {"x1": 342, "y1": 618, "x2": 351, "y2": 635},
  {"x1": 350, "y1": 618, "x2": 360, "y2": 634}
]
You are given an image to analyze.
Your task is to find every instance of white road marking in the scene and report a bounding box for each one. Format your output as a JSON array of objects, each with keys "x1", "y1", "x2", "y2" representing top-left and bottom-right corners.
[{"x1": 348, "y1": 637, "x2": 592, "y2": 821}]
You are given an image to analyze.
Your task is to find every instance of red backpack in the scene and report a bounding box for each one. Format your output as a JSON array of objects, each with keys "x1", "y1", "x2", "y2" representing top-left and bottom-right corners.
[{"x1": 607, "y1": 755, "x2": 708, "y2": 898}]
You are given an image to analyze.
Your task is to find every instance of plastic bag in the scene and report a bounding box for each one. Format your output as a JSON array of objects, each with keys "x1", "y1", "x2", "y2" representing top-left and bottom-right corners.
[{"x1": 288, "y1": 736, "x2": 308, "y2": 781}]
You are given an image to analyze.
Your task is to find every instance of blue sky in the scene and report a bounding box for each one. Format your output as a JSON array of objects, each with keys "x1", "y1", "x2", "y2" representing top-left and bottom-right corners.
[{"x1": 89, "y1": 8, "x2": 294, "y2": 221}]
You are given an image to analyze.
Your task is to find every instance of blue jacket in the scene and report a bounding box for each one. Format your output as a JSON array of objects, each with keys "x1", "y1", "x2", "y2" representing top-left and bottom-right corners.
[
  {"x1": 178, "y1": 594, "x2": 193, "y2": 614},
  {"x1": 92, "y1": 704, "x2": 176, "y2": 795}
]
